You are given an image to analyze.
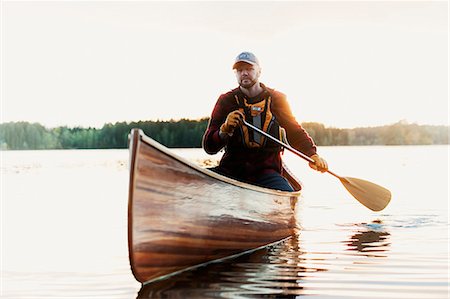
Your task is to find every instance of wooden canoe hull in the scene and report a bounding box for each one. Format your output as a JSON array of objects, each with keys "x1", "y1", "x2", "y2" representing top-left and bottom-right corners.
[{"x1": 128, "y1": 129, "x2": 300, "y2": 284}]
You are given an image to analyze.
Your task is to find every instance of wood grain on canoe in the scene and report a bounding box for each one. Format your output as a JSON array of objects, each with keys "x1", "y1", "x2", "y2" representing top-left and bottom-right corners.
[{"x1": 128, "y1": 129, "x2": 300, "y2": 284}]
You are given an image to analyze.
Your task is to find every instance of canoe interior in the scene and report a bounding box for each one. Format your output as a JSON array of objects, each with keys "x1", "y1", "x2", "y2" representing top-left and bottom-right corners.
[{"x1": 128, "y1": 129, "x2": 301, "y2": 284}]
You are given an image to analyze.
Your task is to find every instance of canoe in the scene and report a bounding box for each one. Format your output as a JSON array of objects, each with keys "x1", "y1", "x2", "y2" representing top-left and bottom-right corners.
[{"x1": 128, "y1": 128, "x2": 302, "y2": 284}]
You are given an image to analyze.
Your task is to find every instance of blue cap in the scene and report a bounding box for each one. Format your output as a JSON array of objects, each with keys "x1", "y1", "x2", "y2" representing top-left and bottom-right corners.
[{"x1": 232, "y1": 52, "x2": 260, "y2": 69}]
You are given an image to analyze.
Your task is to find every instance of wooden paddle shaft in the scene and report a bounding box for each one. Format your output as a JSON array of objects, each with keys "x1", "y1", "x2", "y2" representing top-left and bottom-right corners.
[
  {"x1": 242, "y1": 120, "x2": 341, "y2": 179},
  {"x1": 243, "y1": 120, "x2": 392, "y2": 212}
]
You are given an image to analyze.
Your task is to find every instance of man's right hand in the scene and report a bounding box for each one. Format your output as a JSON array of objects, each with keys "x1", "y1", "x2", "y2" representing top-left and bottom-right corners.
[{"x1": 220, "y1": 110, "x2": 244, "y2": 135}]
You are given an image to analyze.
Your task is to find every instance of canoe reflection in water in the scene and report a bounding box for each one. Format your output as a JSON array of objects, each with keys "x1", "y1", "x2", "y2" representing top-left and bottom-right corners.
[
  {"x1": 137, "y1": 222, "x2": 391, "y2": 298},
  {"x1": 137, "y1": 231, "x2": 316, "y2": 299}
]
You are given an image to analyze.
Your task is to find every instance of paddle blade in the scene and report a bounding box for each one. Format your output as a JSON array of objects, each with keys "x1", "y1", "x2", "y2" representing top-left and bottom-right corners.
[{"x1": 339, "y1": 177, "x2": 391, "y2": 211}]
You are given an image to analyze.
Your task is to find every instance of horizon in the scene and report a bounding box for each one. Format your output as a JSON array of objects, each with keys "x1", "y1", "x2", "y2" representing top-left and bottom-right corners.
[
  {"x1": 1, "y1": 1, "x2": 448, "y2": 129},
  {"x1": 2, "y1": 117, "x2": 448, "y2": 131}
]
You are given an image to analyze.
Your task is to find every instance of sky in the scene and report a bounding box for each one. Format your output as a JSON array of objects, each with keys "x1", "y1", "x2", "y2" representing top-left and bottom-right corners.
[{"x1": 1, "y1": 1, "x2": 448, "y2": 129}]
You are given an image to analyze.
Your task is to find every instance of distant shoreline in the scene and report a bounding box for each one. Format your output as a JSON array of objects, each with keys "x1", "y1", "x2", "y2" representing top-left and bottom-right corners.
[{"x1": 0, "y1": 119, "x2": 448, "y2": 150}]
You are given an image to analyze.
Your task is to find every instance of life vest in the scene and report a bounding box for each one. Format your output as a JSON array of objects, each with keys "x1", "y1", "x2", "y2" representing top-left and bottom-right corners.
[{"x1": 233, "y1": 90, "x2": 284, "y2": 150}]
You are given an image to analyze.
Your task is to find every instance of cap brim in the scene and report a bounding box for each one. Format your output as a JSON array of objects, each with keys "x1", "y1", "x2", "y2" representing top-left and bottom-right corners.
[{"x1": 232, "y1": 60, "x2": 257, "y2": 69}]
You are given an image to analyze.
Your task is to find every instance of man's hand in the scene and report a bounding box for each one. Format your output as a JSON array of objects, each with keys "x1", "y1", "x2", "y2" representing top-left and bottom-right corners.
[
  {"x1": 309, "y1": 154, "x2": 328, "y2": 173},
  {"x1": 220, "y1": 110, "x2": 244, "y2": 135}
]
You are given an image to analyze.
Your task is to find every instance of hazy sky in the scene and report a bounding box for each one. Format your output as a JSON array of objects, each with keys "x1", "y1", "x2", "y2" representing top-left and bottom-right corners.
[{"x1": 1, "y1": 1, "x2": 448, "y2": 128}]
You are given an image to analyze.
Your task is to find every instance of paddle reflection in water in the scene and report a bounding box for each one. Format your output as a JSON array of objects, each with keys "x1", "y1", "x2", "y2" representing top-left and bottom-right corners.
[
  {"x1": 137, "y1": 224, "x2": 391, "y2": 298},
  {"x1": 344, "y1": 222, "x2": 391, "y2": 257}
]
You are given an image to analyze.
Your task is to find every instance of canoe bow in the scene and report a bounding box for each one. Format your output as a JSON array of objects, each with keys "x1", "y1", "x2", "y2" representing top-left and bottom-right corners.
[{"x1": 128, "y1": 129, "x2": 300, "y2": 284}]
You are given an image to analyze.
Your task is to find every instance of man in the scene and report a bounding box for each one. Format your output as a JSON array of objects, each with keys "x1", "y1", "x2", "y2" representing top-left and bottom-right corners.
[{"x1": 203, "y1": 51, "x2": 328, "y2": 191}]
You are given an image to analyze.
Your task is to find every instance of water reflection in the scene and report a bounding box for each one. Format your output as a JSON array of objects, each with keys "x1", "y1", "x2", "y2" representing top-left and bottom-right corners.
[
  {"x1": 137, "y1": 233, "x2": 302, "y2": 298},
  {"x1": 344, "y1": 221, "x2": 391, "y2": 257},
  {"x1": 137, "y1": 221, "x2": 391, "y2": 298},
  {"x1": 141, "y1": 234, "x2": 327, "y2": 296}
]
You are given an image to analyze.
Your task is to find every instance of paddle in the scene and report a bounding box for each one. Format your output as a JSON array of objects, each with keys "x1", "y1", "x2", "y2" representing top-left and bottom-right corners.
[{"x1": 242, "y1": 120, "x2": 391, "y2": 211}]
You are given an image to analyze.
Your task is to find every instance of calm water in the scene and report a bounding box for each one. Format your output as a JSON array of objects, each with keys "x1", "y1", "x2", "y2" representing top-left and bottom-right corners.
[{"x1": 1, "y1": 145, "x2": 448, "y2": 298}]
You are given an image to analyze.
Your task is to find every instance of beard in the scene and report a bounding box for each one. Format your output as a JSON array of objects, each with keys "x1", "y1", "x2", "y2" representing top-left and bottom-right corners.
[{"x1": 238, "y1": 77, "x2": 258, "y2": 89}]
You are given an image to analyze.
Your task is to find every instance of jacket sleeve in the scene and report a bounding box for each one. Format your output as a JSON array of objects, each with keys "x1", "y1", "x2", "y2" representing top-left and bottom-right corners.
[
  {"x1": 271, "y1": 92, "x2": 317, "y2": 157},
  {"x1": 202, "y1": 95, "x2": 230, "y2": 154}
]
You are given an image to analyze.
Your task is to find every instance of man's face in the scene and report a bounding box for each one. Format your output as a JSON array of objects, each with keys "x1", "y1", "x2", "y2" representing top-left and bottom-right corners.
[{"x1": 234, "y1": 63, "x2": 261, "y2": 89}]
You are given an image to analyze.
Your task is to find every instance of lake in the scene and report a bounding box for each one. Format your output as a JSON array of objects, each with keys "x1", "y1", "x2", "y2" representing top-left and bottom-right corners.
[{"x1": 1, "y1": 145, "x2": 448, "y2": 298}]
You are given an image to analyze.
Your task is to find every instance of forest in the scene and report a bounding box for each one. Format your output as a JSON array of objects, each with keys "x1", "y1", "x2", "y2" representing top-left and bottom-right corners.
[{"x1": 0, "y1": 119, "x2": 448, "y2": 150}]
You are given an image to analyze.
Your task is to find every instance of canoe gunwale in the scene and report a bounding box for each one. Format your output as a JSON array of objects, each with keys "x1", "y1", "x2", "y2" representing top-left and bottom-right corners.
[{"x1": 131, "y1": 128, "x2": 301, "y2": 196}]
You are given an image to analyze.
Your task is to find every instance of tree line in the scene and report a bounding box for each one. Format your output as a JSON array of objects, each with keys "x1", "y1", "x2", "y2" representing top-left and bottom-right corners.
[{"x1": 0, "y1": 119, "x2": 448, "y2": 150}]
